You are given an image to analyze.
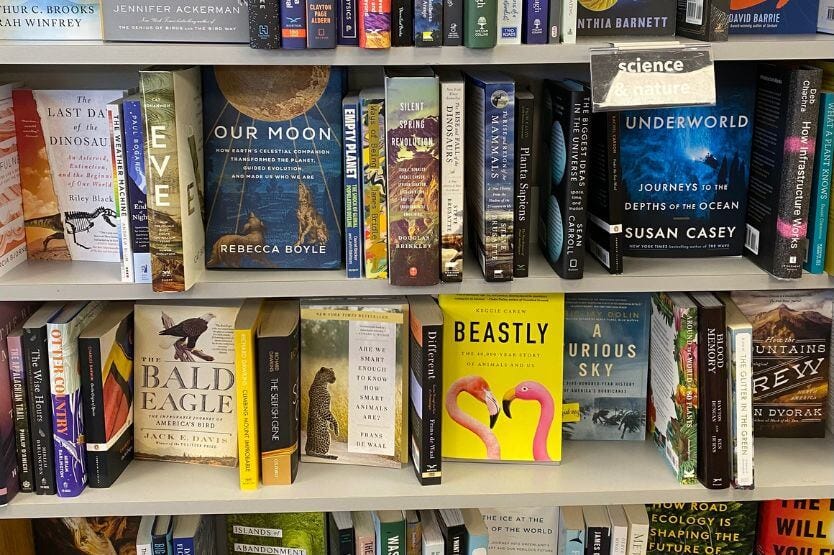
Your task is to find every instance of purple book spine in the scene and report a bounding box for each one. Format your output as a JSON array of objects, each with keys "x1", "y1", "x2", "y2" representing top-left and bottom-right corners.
[
  {"x1": 339, "y1": 0, "x2": 359, "y2": 44},
  {"x1": 522, "y1": 0, "x2": 547, "y2": 43}
]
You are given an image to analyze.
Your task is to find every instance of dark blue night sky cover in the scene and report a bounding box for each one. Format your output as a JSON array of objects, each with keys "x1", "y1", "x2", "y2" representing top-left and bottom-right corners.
[{"x1": 729, "y1": 0, "x2": 820, "y2": 34}]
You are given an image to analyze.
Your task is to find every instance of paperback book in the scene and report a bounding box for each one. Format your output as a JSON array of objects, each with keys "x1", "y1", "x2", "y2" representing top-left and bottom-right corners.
[
  {"x1": 588, "y1": 112, "x2": 623, "y2": 274},
  {"x1": 101, "y1": 0, "x2": 249, "y2": 42},
  {"x1": 227, "y1": 513, "x2": 327, "y2": 554},
  {"x1": 583, "y1": 506, "x2": 612, "y2": 555},
  {"x1": 414, "y1": 0, "x2": 442, "y2": 45},
  {"x1": 577, "y1": 0, "x2": 676, "y2": 36},
  {"x1": 0, "y1": 83, "x2": 27, "y2": 278},
  {"x1": 730, "y1": 0, "x2": 820, "y2": 34},
  {"x1": 107, "y1": 99, "x2": 133, "y2": 283},
  {"x1": 0, "y1": 0, "x2": 101, "y2": 40},
  {"x1": 360, "y1": 88, "x2": 388, "y2": 280},
  {"x1": 558, "y1": 506, "x2": 585, "y2": 555},
  {"x1": 7, "y1": 328, "x2": 33, "y2": 493},
  {"x1": 497, "y1": 0, "x2": 522, "y2": 43},
  {"x1": 343, "y1": 94, "x2": 362, "y2": 279},
  {"x1": 647, "y1": 502, "x2": 758, "y2": 555},
  {"x1": 514, "y1": 88, "x2": 533, "y2": 278}
]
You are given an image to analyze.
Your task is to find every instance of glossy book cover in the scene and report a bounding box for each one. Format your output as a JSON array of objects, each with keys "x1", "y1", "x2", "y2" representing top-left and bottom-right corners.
[
  {"x1": 757, "y1": 499, "x2": 834, "y2": 555},
  {"x1": 648, "y1": 502, "x2": 757, "y2": 555},
  {"x1": 0, "y1": 0, "x2": 101, "y2": 40},
  {"x1": 730, "y1": 0, "x2": 820, "y2": 34},
  {"x1": 203, "y1": 66, "x2": 343, "y2": 270}
]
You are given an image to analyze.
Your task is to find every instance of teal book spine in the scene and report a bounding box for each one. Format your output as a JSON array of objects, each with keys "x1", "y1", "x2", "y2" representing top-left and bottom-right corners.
[{"x1": 805, "y1": 91, "x2": 834, "y2": 274}]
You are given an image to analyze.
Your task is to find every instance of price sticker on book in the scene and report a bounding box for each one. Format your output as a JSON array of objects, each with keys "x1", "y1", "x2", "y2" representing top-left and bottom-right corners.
[{"x1": 590, "y1": 42, "x2": 716, "y2": 112}]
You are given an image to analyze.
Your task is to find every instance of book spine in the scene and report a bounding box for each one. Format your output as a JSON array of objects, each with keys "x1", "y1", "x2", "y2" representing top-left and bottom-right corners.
[
  {"x1": 361, "y1": 96, "x2": 389, "y2": 279},
  {"x1": 522, "y1": 0, "x2": 547, "y2": 43},
  {"x1": 339, "y1": 0, "x2": 360, "y2": 44},
  {"x1": 697, "y1": 305, "x2": 730, "y2": 490},
  {"x1": 485, "y1": 81, "x2": 514, "y2": 282},
  {"x1": 24, "y1": 327, "x2": 55, "y2": 495},
  {"x1": 78, "y1": 337, "x2": 106, "y2": 487},
  {"x1": 730, "y1": 327, "x2": 755, "y2": 489},
  {"x1": 152, "y1": 535, "x2": 168, "y2": 555},
  {"x1": 307, "y1": 0, "x2": 337, "y2": 47},
  {"x1": 559, "y1": 88, "x2": 590, "y2": 279},
  {"x1": 588, "y1": 527, "x2": 611, "y2": 555},
  {"x1": 121, "y1": 100, "x2": 151, "y2": 284},
  {"x1": 173, "y1": 538, "x2": 195, "y2": 555},
  {"x1": 676, "y1": 0, "x2": 730, "y2": 42},
  {"x1": 414, "y1": 0, "x2": 442, "y2": 45},
  {"x1": 282, "y1": 0, "x2": 308, "y2": 48},
  {"x1": 607, "y1": 113, "x2": 624, "y2": 274},
  {"x1": 547, "y1": 0, "x2": 560, "y2": 42},
  {"x1": 561, "y1": 0, "x2": 577, "y2": 43},
  {"x1": 440, "y1": 79, "x2": 464, "y2": 282},
  {"x1": 806, "y1": 92, "x2": 834, "y2": 273},
  {"x1": 381, "y1": 522, "x2": 404, "y2": 555},
  {"x1": 513, "y1": 93, "x2": 533, "y2": 277},
  {"x1": 7, "y1": 335, "x2": 33, "y2": 493},
  {"x1": 497, "y1": 0, "x2": 521, "y2": 43},
  {"x1": 464, "y1": 0, "x2": 497, "y2": 47},
  {"x1": 249, "y1": 0, "x2": 282, "y2": 48},
  {"x1": 443, "y1": 0, "x2": 462, "y2": 44},
  {"x1": 627, "y1": 523, "x2": 648, "y2": 555},
  {"x1": 411, "y1": 320, "x2": 442, "y2": 485},
  {"x1": 392, "y1": 0, "x2": 414, "y2": 45},
  {"x1": 587, "y1": 112, "x2": 623, "y2": 274},
  {"x1": 107, "y1": 104, "x2": 135, "y2": 283},
  {"x1": 343, "y1": 97, "x2": 363, "y2": 279},
  {"x1": 235, "y1": 328, "x2": 260, "y2": 491},
  {"x1": 359, "y1": 0, "x2": 392, "y2": 47}
]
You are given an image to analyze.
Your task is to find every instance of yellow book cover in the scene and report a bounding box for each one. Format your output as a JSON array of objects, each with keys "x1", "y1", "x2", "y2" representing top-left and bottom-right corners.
[
  {"x1": 438, "y1": 294, "x2": 564, "y2": 463},
  {"x1": 235, "y1": 298, "x2": 264, "y2": 490}
]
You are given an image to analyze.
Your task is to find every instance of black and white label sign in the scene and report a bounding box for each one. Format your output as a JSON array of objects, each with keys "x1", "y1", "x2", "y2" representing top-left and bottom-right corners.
[{"x1": 590, "y1": 45, "x2": 716, "y2": 112}]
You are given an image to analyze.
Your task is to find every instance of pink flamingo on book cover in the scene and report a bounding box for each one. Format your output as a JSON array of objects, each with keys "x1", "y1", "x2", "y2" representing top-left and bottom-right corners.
[
  {"x1": 445, "y1": 376, "x2": 501, "y2": 460},
  {"x1": 502, "y1": 381, "x2": 555, "y2": 462}
]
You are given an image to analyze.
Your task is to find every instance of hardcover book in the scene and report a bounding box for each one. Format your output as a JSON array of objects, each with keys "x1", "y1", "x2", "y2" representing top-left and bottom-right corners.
[
  {"x1": 464, "y1": 0, "x2": 497, "y2": 46},
  {"x1": 134, "y1": 301, "x2": 243, "y2": 466},
  {"x1": 514, "y1": 89, "x2": 533, "y2": 278},
  {"x1": 343, "y1": 94, "x2": 362, "y2": 279},
  {"x1": 757, "y1": 499, "x2": 834, "y2": 555},
  {"x1": 300, "y1": 298, "x2": 409, "y2": 468},
  {"x1": 730, "y1": 0, "x2": 820, "y2": 34},
  {"x1": 203, "y1": 66, "x2": 344, "y2": 271},
  {"x1": 558, "y1": 506, "x2": 585, "y2": 555},
  {"x1": 805, "y1": 91, "x2": 834, "y2": 274},
  {"x1": 583, "y1": 506, "x2": 612, "y2": 555},
  {"x1": 465, "y1": 71, "x2": 515, "y2": 282},
  {"x1": 624, "y1": 504, "x2": 649, "y2": 555},
  {"x1": 647, "y1": 502, "x2": 757, "y2": 555},
  {"x1": 439, "y1": 294, "x2": 564, "y2": 463},
  {"x1": 540, "y1": 79, "x2": 590, "y2": 279},
  {"x1": 385, "y1": 68, "x2": 440, "y2": 286},
  {"x1": 649, "y1": 292, "x2": 698, "y2": 485},
  {"x1": 443, "y1": 0, "x2": 462, "y2": 44},
  {"x1": 172, "y1": 515, "x2": 215, "y2": 555},
  {"x1": 676, "y1": 0, "x2": 730, "y2": 41},
  {"x1": 522, "y1": 0, "x2": 548, "y2": 43},
  {"x1": 101, "y1": 0, "x2": 247, "y2": 42},
  {"x1": 33, "y1": 517, "x2": 140, "y2": 555},
  {"x1": 621, "y1": 65, "x2": 755, "y2": 258},
  {"x1": 414, "y1": 0, "x2": 442, "y2": 45},
  {"x1": 234, "y1": 298, "x2": 264, "y2": 491},
  {"x1": 563, "y1": 293, "x2": 650, "y2": 441},
  {"x1": 7, "y1": 329, "x2": 34, "y2": 493},
  {"x1": 139, "y1": 66, "x2": 205, "y2": 293},
  {"x1": 731, "y1": 289, "x2": 833, "y2": 438},
  {"x1": 577, "y1": 0, "x2": 676, "y2": 36},
  {"x1": 78, "y1": 303, "x2": 135, "y2": 489},
  {"x1": 360, "y1": 88, "x2": 388, "y2": 280},
  {"x1": 329, "y1": 512, "x2": 354, "y2": 555},
  {"x1": 227, "y1": 513, "x2": 327, "y2": 554},
  {"x1": 249, "y1": 0, "x2": 281, "y2": 48},
  {"x1": 152, "y1": 515, "x2": 173, "y2": 554},
  {"x1": 122, "y1": 97, "x2": 151, "y2": 284},
  {"x1": 481, "y1": 507, "x2": 558, "y2": 554},
  {"x1": 0, "y1": 0, "x2": 101, "y2": 40},
  {"x1": 392, "y1": 0, "x2": 413, "y2": 45},
  {"x1": 438, "y1": 70, "x2": 465, "y2": 282},
  {"x1": 339, "y1": 0, "x2": 360, "y2": 43},
  {"x1": 744, "y1": 63, "x2": 823, "y2": 279},
  {"x1": 375, "y1": 511, "x2": 406, "y2": 555},
  {"x1": 588, "y1": 112, "x2": 623, "y2": 274},
  {"x1": 0, "y1": 83, "x2": 27, "y2": 278},
  {"x1": 419, "y1": 510, "x2": 443, "y2": 555},
  {"x1": 282, "y1": 0, "x2": 308, "y2": 48},
  {"x1": 307, "y1": 0, "x2": 337, "y2": 47},
  {"x1": 359, "y1": 0, "x2": 392, "y2": 47},
  {"x1": 497, "y1": 0, "x2": 522, "y2": 43}
]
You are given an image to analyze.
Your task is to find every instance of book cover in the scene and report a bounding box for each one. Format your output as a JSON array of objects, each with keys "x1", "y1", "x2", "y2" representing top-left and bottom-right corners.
[
  {"x1": 439, "y1": 294, "x2": 564, "y2": 462},
  {"x1": 375, "y1": 511, "x2": 406, "y2": 555},
  {"x1": 392, "y1": 0, "x2": 413, "y2": 45},
  {"x1": 107, "y1": 100, "x2": 134, "y2": 283},
  {"x1": 623, "y1": 504, "x2": 649, "y2": 555},
  {"x1": 340, "y1": 0, "x2": 360, "y2": 43},
  {"x1": 408, "y1": 296, "x2": 443, "y2": 485},
  {"x1": 730, "y1": 0, "x2": 820, "y2": 33},
  {"x1": 621, "y1": 65, "x2": 755, "y2": 258},
  {"x1": 465, "y1": 71, "x2": 514, "y2": 282},
  {"x1": 583, "y1": 506, "x2": 612, "y2": 555},
  {"x1": 587, "y1": 112, "x2": 623, "y2": 274},
  {"x1": 497, "y1": 0, "x2": 521, "y2": 43},
  {"x1": 805, "y1": 91, "x2": 834, "y2": 274},
  {"x1": 78, "y1": 303, "x2": 135, "y2": 489},
  {"x1": 122, "y1": 98, "x2": 151, "y2": 284},
  {"x1": 359, "y1": 0, "x2": 392, "y2": 47},
  {"x1": 257, "y1": 299, "x2": 301, "y2": 486},
  {"x1": 203, "y1": 66, "x2": 344, "y2": 270},
  {"x1": 649, "y1": 292, "x2": 698, "y2": 485},
  {"x1": 0, "y1": 0, "x2": 101, "y2": 40},
  {"x1": 464, "y1": 0, "x2": 497, "y2": 47},
  {"x1": 353, "y1": 511, "x2": 376, "y2": 555},
  {"x1": 731, "y1": 289, "x2": 833, "y2": 438},
  {"x1": 443, "y1": 0, "x2": 462, "y2": 44},
  {"x1": 577, "y1": 0, "x2": 676, "y2": 36},
  {"x1": 329, "y1": 512, "x2": 355, "y2": 555},
  {"x1": 648, "y1": 502, "x2": 757, "y2": 555},
  {"x1": 360, "y1": 88, "x2": 388, "y2": 280},
  {"x1": 7, "y1": 330, "x2": 34, "y2": 493},
  {"x1": 540, "y1": 79, "x2": 590, "y2": 279},
  {"x1": 227, "y1": 513, "x2": 327, "y2": 554},
  {"x1": 561, "y1": 0, "x2": 576, "y2": 42},
  {"x1": 134, "y1": 301, "x2": 243, "y2": 466},
  {"x1": 385, "y1": 68, "x2": 440, "y2": 286},
  {"x1": 438, "y1": 70, "x2": 464, "y2": 282},
  {"x1": 307, "y1": 0, "x2": 337, "y2": 47},
  {"x1": 558, "y1": 506, "x2": 585, "y2": 555},
  {"x1": 282, "y1": 0, "x2": 308, "y2": 47},
  {"x1": 249, "y1": 0, "x2": 282, "y2": 48},
  {"x1": 745, "y1": 63, "x2": 823, "y2": 279},
  {"x1": 676, "y1": 0, "x2": 730, "y2": 41},
  {"x1": 33, "y1": 517, "x2": 140, "y2": 555},
  {"x1": 139, "y1": 66, "x2": 205, "y2": 293},
  {"x1": 522, "y1": 0, "x2": 547, "y2": 42},
  {"x1": 343, "y1": 94, "x2": 363, "y2": 279},
  {"x1": 481, "y1": 507, "x2": 558, "y2": 554},
  {"x1": 757, "y1": 499, "x2": 834, "y2": 555},
  {"x1": 0, "y1": 83, "x2": 27, "y2": 278},
  {"x1": 101, "y1": 0, "x2": 248, "y2": 42},
  {"x1": 563, "y1": 293, "x2": 650, "y2": 441},
  {"x1": 234, "y1": 298, "x2": 264, "y2": 491},
  {"x1": 300, "y1": 298, "x2": 409, "y2": 468},
  {"x1": 414, "y1": 0, "x2": 442, "y2": 45},
  {"x1": 513, "y1": 89, "x2": 533, "y2": 278},
  {"x1": 821, "y1": 1, "x2": 834, "y2": 33}
]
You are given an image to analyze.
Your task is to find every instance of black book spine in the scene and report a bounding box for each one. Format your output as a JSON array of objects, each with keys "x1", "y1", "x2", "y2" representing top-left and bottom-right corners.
[
  {"x1": 435, "y1": 514, "x2": 464, "y2": 555},
  {"x1": 78, "y1": 338, "x2": 106, "y2": 486},
  {"x1": 675, "y1": 0, "x2": 729, "y2": 42},
  {"x1": 745, "y1": 65, "x2": 823, "y2": 279},
  {"x1": 547, "y1": 0, "x2": 560, "y2": 43},
  {"x1": 442, "y1": 0, "x2": 462, "y2": 45},
  {"x1": 513, "y1": 92, "x2": 533, "y2": 278},
  {"x1": 586, "y1": 527, "x2": 611, "y2": 555},
  {"x1": 696, "y1": 303, "x2": 730, "y2": 490},
  {"x1": 392, "y1": 0, "x2": 415, "y2": 45},
  {"x1": 587, "y1": 112, "x2": 623, "y2": 274},
  {"x1": 8, "y1": 336, "x2": 34, "y2": 493},
  {"x1": 409, "y1": 318, "x2": 442, "y2": 485},
  {"x1": 24, "y1": 327, "x2": 55, "y2": 495},
  {"x1": 249, "y1": 0, "x2": 282, "y2": 48}
]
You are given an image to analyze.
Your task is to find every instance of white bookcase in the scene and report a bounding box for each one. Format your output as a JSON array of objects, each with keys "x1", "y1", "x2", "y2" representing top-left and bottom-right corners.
[{"x1": 1, "y1": 34, "x2": 833, "y2": 520}]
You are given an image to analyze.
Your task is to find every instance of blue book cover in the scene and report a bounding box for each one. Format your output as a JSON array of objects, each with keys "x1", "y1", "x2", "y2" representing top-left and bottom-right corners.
[
  {"x1": 730, "y1": 0, "x2": 820, "y2": 34},
  {"x1": 414, "y1": 0, "x2": 442, "y2": 45},
  {"x1": 343, "y1": 95, "x2": 362, "y2": 279},
  {"x1": 282, "y1": 0, "x2": 308, "y2": 47},
  {"x1": 307, "y1": 0, "x2": 337, "y2": 47},
  {"x1": 121, "y1": 99, "x2": 151, "y2": 284},
  {"x1": 522, "y1": 0, "x2": 548, "y2": 43},
  {"x1": 620, "y1": 66, "x2": 756, "y2": 257},
  {"x1": 203, "y1": 66, "x2": 344, "y2": 270},
  {"x1": 563, "y1": 293, "x2": 650, "y2": 441},
  {"x1": 805, "y1": 91, "x2": 834, "y2": 273},
  {"x1": 339, "y1": 0, "x2": 359, "y2": 43}
]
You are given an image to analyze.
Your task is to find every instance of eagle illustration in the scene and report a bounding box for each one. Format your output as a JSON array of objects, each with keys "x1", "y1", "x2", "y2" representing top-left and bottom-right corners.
[{"x1": 159, "y1": 313, "x2": 216, "y2": 349}]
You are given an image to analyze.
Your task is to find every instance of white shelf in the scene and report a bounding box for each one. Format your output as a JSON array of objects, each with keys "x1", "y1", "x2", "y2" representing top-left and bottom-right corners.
[
  {"x1": 0, "y1": 35, "x2": 832, "y2": 66},
  {"x1": 2, "y1": 438, "x2": 831, "y2": 518}
]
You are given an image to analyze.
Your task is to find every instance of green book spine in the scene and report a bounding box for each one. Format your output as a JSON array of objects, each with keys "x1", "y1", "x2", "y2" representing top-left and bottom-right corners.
[
  {"x1": 464, "y1": 0, "x2": 497, "y2": 47},
  {"x1": 379, "y1": 520, "x2": 404, "y2": 555}
]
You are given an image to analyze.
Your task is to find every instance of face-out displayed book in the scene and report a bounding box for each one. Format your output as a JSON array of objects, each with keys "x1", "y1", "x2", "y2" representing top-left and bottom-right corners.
[
  {"x1": 0, "y1": 0, "x2": 102, "y2": 40},
  {"x1": 730, "y1": 0, "x2": 820, "y2": 34},
  {"x1": 647, "y1": 502, "x2": 758, "y2": 555},
  {"x1": 481, "y1": 507, "x2": 558, "y2": 554},
  {"x1": 576, "y1": 0, "x2": 676, "y2": 36},
  {"x1": 32, "y1": 516, "x2": 140, "y2": 554},
  {"x1": 757, "y1": 499, "x2": 834, "y2": 555},
  {"x1": 0, "y1": 83, "x2": 27, "y2": 279},
  {"x1": 227, "y1": 513, "x2": 327, "y2": 554},
  {"x1": 100, "y1": 0, "x2": 249, "y2": 42}
]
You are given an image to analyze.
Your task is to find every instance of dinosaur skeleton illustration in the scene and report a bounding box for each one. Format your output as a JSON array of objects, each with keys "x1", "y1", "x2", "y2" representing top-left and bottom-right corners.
[{"x1": 25, "y1": 207, "x2": 117, "y2": 251}]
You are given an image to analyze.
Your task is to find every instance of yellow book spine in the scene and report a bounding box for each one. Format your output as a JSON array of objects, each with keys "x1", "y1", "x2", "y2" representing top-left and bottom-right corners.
[{"x1": 235, "y1": 328, "x2": 259, "y2": 490}]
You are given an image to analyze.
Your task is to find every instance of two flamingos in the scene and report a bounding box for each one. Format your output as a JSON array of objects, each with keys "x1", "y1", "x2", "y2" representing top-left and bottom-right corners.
[{"x1": 445, "y1": 375, "x2": 555, "y2": 461}]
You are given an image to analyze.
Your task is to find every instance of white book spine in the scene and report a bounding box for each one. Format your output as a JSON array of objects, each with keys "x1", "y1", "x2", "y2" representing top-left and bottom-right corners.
[
  {"x1": 612, "y1": 524, "x2": 628, "y2": 555},
  {"x1": 732, "y1": 329, "x2": 755, "y2": 489},
  {"x1": 626, "y1": 522, "x2": 648, "y2": 555},
  {"x1": 497, "y1": 0, "x2": 523, "y2": 44},
  {"x1": 440, "y1": 78, "x2": 465, "y2": 282},
  {"x1": 107, "y1": 104, "x2": 134, "y2": 283},
  {"x1": 561, "y1": 0, "x2": 577, "y2": 44}
]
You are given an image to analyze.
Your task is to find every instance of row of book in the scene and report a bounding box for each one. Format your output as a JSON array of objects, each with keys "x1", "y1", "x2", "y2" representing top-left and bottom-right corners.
[
  {"x1": 17, "y1": 499, "x2": 834, "y2": 554},
  {"x1": 1, "y1": 1, "x2": 830, "y2": 45}
]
